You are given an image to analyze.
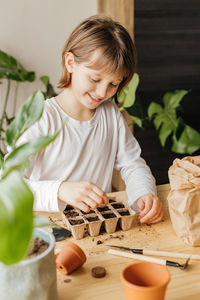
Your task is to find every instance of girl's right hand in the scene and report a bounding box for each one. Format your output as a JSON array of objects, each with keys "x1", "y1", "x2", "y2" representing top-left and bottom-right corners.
[{"x1": 58, "y1": 181, "x2": 108, "y2": 212}]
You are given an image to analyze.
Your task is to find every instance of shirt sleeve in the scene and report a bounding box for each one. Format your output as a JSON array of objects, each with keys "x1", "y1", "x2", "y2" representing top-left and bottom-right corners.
[
  {"x1": 24, "y1": 177, "x2": 65, "y2": 212},
  {"x1": 114, "y1": 111, "x2": 157, "y2": 210}
]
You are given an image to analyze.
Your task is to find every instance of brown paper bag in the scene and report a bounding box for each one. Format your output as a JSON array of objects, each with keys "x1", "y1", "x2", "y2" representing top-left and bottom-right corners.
[{"x1": 167, "y1": 156, "x2": 200, "y2": 246}]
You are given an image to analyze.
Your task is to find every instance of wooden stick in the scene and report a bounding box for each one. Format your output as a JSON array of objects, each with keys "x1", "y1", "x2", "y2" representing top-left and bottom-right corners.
[
  {"x1": 143, "y1": 249, "x2": 200, "y2": 260},
  {"x1": 108, "y1": 249, "x2": 166, "y2": 265}
]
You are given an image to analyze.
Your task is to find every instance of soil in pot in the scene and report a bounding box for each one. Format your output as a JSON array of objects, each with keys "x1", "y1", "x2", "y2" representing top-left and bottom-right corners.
[{"x1": 26, "y1": 237, "x2": 49, "y2": 260}]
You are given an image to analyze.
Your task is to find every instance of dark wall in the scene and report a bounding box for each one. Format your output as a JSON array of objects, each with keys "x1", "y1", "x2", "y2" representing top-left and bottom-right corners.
[{"x1": 134, "y1": 0, "x2": 200, "y2": 184}]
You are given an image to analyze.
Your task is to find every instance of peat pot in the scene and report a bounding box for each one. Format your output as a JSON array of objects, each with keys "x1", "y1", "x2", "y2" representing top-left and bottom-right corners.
[{"x1": 0, "y1": 228, "x2": 57, "y2": 300}]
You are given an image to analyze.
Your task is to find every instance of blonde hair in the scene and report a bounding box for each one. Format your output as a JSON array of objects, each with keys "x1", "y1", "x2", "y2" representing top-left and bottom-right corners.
[{"x1": 58, "y1": 14, "x2": 137, "y2": 93}]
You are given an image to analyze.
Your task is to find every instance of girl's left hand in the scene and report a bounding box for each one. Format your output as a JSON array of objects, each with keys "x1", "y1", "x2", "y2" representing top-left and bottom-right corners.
[{"x1": 137, "y1": 194, "x2": 164, "y2": 224}]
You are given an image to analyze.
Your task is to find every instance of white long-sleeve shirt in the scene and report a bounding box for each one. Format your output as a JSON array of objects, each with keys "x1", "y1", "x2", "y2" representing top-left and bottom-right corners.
[{"x1": 17, "y1": 98, "x2": 156, "y2": 212}]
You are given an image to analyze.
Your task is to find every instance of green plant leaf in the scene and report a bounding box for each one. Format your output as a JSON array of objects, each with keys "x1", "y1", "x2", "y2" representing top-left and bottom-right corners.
[
  {"x1": 0, "y1": 50, "x2": 35, "y2": 82},
  {"x1": 147, "y1": 90, "x2": 190, "y2": 148},
  {"x1": 40, "y1": 75, "x2": 49, "y2": 88},
  {"x1": 0, "y1": 170, "x2": 33, "y2": 265},
  {"x1": 123, "y1": 73, "x2": 139, "y2": 108},
  {"x1": 3, "y1": 131, "x2": 60, "y2": 177},
  {"x1": 40, "y1": 75, "x2": 57, "y2": 98},
  {"x1": 116, "y1": 73, "x2": 139, "y2": 106},
  {"x1": 172, "y1": 125, "x2": 200, "y2": 154},
  {"x1": 6, "y1": 90, "x2": 44, "y2": 147},
  {"x1": 125, "y1": 94, "x2": 144, "y2": 128},
  {"x1": 163, "y1": 89, "x2": 189, "y2": 109},
  {"x1": 158, "y1": 121, "x2": 173, "y2": 146},
  {"x1": 130, "y1": 115, "x2": 142, "y2": 128},
  {"x1": 148, "y1": 102, "x2": 163, "y2": 119}
]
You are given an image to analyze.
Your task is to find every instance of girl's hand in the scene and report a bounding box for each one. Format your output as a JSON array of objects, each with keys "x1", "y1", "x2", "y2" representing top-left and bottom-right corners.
[
  {"x1": 58, "y1": 181, "x2": 108, "y2": 212},
  {"x1": 137, "y1": 194, "x2": 164, "y2": 224}
]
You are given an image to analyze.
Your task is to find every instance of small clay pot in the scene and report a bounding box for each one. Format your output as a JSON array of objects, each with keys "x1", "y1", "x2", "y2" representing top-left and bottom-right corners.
[
  {"x1": 121, "y1": 262, "x2": 170, "y2": 300},
  {"x1": 56, "y1": 241, "x2": 87, "y2": 275}
]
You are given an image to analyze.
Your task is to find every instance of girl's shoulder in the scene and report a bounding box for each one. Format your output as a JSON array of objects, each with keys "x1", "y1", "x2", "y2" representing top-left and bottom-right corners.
[
  {"x1": 17, "y1": 97, "x2": 62, "y2": 144},
  {"x1": 101, "y1": 99, "x2": 121, "y2": 116},
  {"x1": 40, "y1": 97, "x2": 66, "y2": 126}
]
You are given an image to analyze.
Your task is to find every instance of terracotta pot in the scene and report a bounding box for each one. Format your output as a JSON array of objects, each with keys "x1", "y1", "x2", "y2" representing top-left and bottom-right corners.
[
  {"x1": 121, "y1": 262, "x2": 170, "y2": 300},
  {"x1": 56, "y1": 241, "x2": 87, "y2": 275}
]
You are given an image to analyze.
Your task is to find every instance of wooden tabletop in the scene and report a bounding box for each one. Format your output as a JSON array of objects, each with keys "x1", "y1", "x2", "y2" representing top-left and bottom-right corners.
[{"x1": 36, "y1": 184, "x2": 200, "y2": 300}]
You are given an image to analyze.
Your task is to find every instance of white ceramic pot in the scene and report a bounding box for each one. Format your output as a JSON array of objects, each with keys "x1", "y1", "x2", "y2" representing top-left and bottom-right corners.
[{"x1": 0, "y1": 228, "x2": 57, "y2": 300}]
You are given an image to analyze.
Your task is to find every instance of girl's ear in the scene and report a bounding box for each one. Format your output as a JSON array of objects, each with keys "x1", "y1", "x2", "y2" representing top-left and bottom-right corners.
[{"x1": 64, "y1": 52, "x2": 75, "y2": 73}]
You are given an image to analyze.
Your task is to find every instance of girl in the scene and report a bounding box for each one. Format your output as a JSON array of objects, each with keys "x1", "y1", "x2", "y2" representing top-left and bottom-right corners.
[{"x1": 20, "y1": 15, "x2": 163, "y2": 224}]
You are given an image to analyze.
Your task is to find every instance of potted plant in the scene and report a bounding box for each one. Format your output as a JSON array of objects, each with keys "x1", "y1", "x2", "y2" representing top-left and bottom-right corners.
[{"x1": 0, "y1": 90, "x2": 60, "y2": 300}]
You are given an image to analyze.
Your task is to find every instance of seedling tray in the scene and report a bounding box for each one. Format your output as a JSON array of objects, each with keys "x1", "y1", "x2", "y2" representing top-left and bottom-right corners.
[{"x1": 62, "y1": 197, "x2": 136, "y2": 239}]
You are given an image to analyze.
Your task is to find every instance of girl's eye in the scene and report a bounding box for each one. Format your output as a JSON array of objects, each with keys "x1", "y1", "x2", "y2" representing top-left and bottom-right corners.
[
  {"x1": 91, "y1": 78, "x2": 99, "y2": 83},
  {"x1": 110, "y1": 83, "x2": 118, "y2": 87}
]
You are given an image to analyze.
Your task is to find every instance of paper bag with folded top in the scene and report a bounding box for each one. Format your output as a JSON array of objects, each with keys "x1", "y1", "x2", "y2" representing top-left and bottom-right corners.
[{"x1": 167, "y1": 156, "x2": 200, "y2": 246}]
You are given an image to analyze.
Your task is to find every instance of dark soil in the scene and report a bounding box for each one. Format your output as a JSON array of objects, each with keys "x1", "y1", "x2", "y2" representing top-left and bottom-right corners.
[
  {"x1": 69, "y1": 218, "x2": 84, "y2": 225},
  {"x1": 102, "y1": 213, "x2": 116, "y2": 219},
  {"x1": 97, "y1": 240, "x2": 103, "y2": 245},
  {"x1": 111, "y1": 203, "x2": 125, "y2": 209},
  {"x1": 64, "y1": 210, "x2": 79, "y2": 217},
  {"x1": 86, "y1": 216, "x2": 99, "y2": 222},
  {"x1": 109, "y1": 199, "x2": 116, "y2": 203},
  {"x1": 118, "y1": 210, "x2": 130, "y2": 216},
  {"x1": 97, "y1": 206, "x2": 110, "y2": 212},
  {"x1": 64, "y1": 205, "x2": 74, "y2": 211},
  {"x1": 27, "y1": 237, "x2": 49, "y2": 259}
]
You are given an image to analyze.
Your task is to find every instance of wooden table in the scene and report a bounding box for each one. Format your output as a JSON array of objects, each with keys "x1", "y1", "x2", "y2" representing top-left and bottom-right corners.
[{"x1": 36, "y1": 184, "x2": 200, "y2": 300}]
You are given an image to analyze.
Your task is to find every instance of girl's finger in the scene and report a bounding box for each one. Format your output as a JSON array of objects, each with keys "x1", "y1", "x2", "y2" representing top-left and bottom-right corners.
[
  {"x1": 139, "y1": 200, "x2": 153, "y2": 219},
  {"x1": 137, "y1": 198, "x2": 145, "y2": 210},
  {"x1": 82, "y1": 196, "x2": 98, "y2": 209},
  {"x1": 92, "y1": 184, "x2": 108, "y2": 204},
  {"x1": 88, "y1": 192, "x2": 104, "y2": 206},
  {"x1": 146, "y1": 202, "x2": 164, "y2": 223},
  {"x1": 139, "y1": 197, "x2": 160, "y2": 223},
  {"x1": 76, "y1": 202, "x2": 90, "y2": 213},
  {"x1": 148, "y1": 204, "x2": 164, "y2": 224}
]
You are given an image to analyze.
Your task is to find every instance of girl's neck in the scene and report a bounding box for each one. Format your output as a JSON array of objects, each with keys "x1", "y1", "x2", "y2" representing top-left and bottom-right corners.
[{"x1": 55, "y1": 89, "x2": 95, "y2": 121}]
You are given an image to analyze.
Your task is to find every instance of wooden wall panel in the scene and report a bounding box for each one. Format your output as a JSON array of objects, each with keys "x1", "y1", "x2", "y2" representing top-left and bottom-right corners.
[
  {"x1": 134, "y1": 0, "x2": 200, "y2": 91},
  {"x1": 97, "y1": 0, "x2": 134, "y2": 38}
]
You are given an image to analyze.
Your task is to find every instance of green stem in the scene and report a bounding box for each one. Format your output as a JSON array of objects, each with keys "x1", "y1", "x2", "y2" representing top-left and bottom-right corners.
[
  {"x1": 13, "y1": 81, "x2": 20, "y2": 116},
  {"x1": 0, "y1": 79, "x2": 11, "y2": 141}
]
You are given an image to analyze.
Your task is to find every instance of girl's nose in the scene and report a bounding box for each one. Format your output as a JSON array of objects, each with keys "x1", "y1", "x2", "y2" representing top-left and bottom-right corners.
[{"x1": 96, "y1": 84, "x2": 108, "y2": 99}]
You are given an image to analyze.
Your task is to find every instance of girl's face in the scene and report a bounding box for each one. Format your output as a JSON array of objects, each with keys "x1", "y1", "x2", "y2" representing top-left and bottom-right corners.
[{"x1": 65, "y1": 52, "x2": 124, "y2": 111}]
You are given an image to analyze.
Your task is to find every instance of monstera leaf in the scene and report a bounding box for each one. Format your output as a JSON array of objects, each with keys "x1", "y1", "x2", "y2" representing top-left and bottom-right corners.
[
  {"x1": 117, "y1": 73, "x2": 139, "y2": 107},
  {"x1": 113, "y1": 73, "x2": 143, "y2": 127},
  {"x1": 172, "y1": 125, "x2": 200, "y2": 154},
  {"x1": 148, "y1": 89, "x2": 200, "y2": 154},
  {"x1": 0, "y1": 50, "x2": 35, "y2": 82},
  {"x1": 40, "y1": 75, "x2": 57, "y2": 98}
]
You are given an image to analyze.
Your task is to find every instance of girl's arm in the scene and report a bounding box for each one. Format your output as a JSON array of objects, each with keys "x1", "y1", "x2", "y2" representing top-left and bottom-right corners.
[{"x1": 114, "y1": 110, "x2": 163, "y2": 223}]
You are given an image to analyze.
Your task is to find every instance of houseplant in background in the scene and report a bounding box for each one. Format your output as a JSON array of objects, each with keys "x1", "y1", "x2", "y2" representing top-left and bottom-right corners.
[
  {"x1": 0, "y1": 49, "x2": 57, "y2": 159},
  {"x1": 112, "y1": 73, "x2": 200, "y2": 189},
  {"x1": 114, "y1": 73, "x2": 200, "y2": 155},
  {"x1": 0, "y1": 90, "x2": 60, "y2": 300}
]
